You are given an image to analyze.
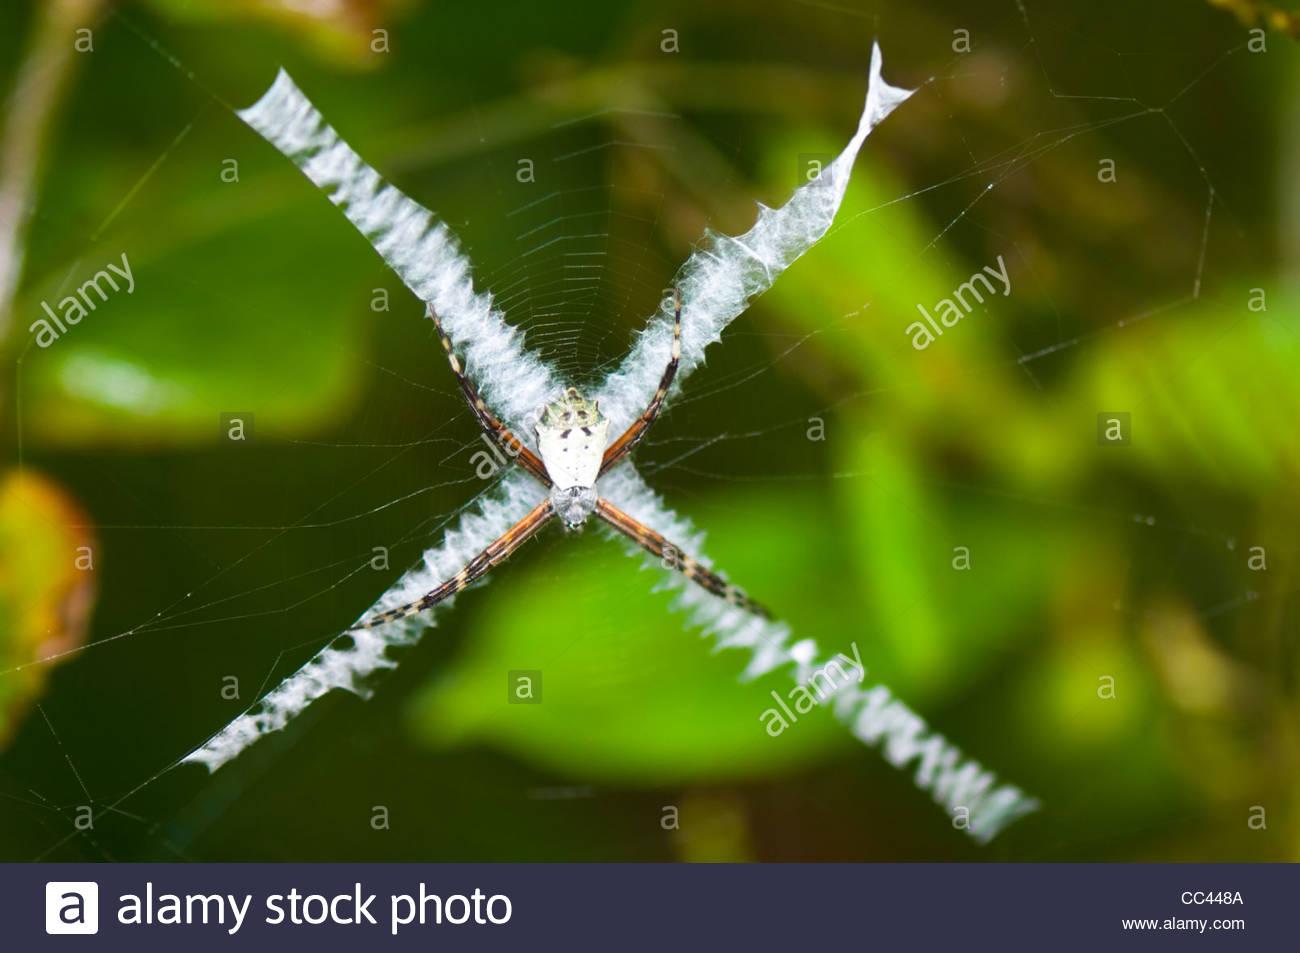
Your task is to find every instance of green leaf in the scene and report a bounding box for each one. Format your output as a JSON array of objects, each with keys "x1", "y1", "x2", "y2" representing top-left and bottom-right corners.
[
  {"x1": 1014, "y1": 637, "x2": 1179, "y2": 816},
  {"x1": 408, "y1": 488, "x2": 858, "y2": 784},
  {"x1": 762, "y1": 154, "x2": 1009, "y2": 413},
  {"x1": 1074, "y1": 290, "x2": 1300, "y2": 490},
  {"x1": 837, "y1": 428, "x2": 1050, "y2": 701},
  {"x1": 18, "y1": 208, "x2": 373, "y2": 447}
]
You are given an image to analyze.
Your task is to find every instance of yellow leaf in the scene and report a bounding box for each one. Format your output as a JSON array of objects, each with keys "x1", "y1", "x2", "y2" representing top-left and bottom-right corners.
[{"x1": 0, "y1": 469, "x2": 96, "y2": 746}]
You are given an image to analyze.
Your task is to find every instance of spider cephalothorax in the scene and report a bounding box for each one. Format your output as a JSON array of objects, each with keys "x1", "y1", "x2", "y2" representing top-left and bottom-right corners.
[
  {"x1": 351, "y1": 289, "x2": 770, "y2": 631},
  {"x1": 536, "y1": 387, "x2": 609, "y2": 530}
]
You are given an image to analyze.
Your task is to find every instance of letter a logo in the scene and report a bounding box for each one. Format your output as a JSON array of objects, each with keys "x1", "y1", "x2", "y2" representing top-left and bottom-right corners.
[{"x1": 45, "y1": 882, "x2": 99, "y2": 934}]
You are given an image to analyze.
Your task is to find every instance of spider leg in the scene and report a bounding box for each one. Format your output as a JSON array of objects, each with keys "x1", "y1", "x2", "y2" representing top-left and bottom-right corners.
[
  {"x1": 599, "y1": 288, "x2": 681, "y2": 476},
  {"x1": 350, "y1": 498, "x2": 554, "y2": 630},
  {"x1": 594, "y1": 497, "x2": 771, "y2": 618},
  {"x1": 429, "y1": 303, "x2": 552, "y2": 488}
]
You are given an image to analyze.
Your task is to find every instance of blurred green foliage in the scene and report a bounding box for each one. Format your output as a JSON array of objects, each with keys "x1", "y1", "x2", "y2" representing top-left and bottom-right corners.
[
  {"x1": 414, "y1": 493, "x2": 852, "y2": 784},
  {"x1": 0, "y1": 0, "x2": 1296, "y2": 862}
]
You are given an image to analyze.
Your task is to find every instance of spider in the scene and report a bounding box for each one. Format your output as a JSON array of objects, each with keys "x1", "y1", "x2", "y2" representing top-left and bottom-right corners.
[{"x1": 351, "y1": 289, "x2": 770, "y2": 630}]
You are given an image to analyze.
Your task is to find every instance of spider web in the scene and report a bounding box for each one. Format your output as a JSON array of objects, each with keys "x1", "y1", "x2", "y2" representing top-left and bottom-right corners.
[{"x1": 0, "y1": 0, "x2": 1277, "y2": 862}]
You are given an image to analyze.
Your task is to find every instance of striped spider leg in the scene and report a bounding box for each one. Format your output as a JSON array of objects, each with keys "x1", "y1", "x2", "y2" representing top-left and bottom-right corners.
[
  {"x1": 596, "y1": 292, "x2": 767, "y2": 615},
  {"x1": 352, "y1": 289, "x2": 768, "y2": 629},
  {"x1": 351, "y1": 498, "x2": 555, "y2": 629},
  {"x1": 593, "y1": 498, "x2": 771, "y2": 618},
  {"x1": 428, "y1": 304, "x2": 551, "y2": 488}
]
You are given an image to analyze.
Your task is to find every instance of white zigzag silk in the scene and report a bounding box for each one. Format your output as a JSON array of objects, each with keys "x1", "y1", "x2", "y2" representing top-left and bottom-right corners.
[
  {"x1": 593, "y1": 42, "x2": 914, "y2": 436},
  {"x1": 178, "y1": 48, "x2": 1037, "y2": 844},
  {"x1": 596, "y1": 464, "x2": 1039, "y2": 842},
  {"x1": 182, "y1": 470, "x2": 541, "y2": 770},
  {"x1": 183, "y1": 42, "x2": 895, "y2": 766},
  {"x1": 234, "y1": 68, "x2": 560, "y2": 434}
]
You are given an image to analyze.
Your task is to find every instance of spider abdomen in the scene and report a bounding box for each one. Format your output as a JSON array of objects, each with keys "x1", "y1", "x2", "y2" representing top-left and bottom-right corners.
[{"x1": 536, "y1": 387, "x2": 609, "y2": 496}]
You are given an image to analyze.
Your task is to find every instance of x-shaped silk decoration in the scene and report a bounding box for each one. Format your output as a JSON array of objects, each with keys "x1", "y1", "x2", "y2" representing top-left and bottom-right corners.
[{"x1": 182, "y1": 44, "x2": 1038, "y2": 844}]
